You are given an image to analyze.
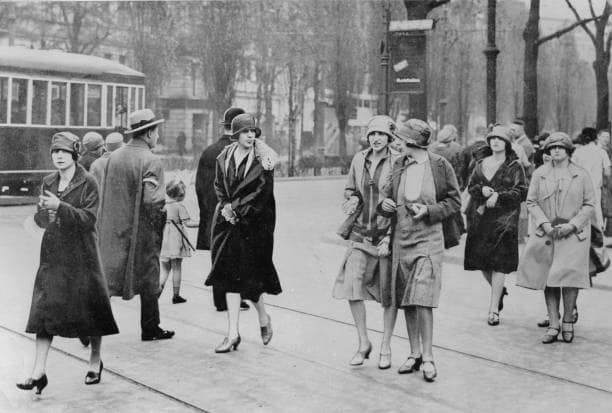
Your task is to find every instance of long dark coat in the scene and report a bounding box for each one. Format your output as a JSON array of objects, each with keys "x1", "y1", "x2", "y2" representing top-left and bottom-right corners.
[
  {"x1": 97, "y1": 139, "x2": 166, "y2": 300},
  {"x1": 195, "y1": 134, "x2": 232, "y2": 250},
  {"x1": 464, "y1": 154, "x2": 527, "y2": 273},
  {"x1": 26, "y1": 165, "x2": 118, "y2": 337},
  {"x1": 204, "y1": 142, "x2": 282, "y2": 302}
]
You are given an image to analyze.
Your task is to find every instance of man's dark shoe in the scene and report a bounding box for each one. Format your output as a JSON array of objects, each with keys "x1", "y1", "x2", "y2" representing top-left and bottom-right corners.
[
  {"x1": 172, "y1": 295, "x2": 187, "y2": 304},
  {"x1": 240, "y1": 301, "x2": 250, "y2": 311},
  {"x1": 141, "y1": 329, "x2": 175, "y2": 341}
]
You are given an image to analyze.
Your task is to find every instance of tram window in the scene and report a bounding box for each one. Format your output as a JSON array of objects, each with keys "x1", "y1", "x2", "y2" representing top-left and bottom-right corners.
[
  {"x1": 51, "y1": 82, "x2": 67, "y2": 125},
  {"x1": 32, "y1": 80, "x2": 48, "y2": 125},
  {"x1": 116, "y1": 86, "x2": 128, "y2": 128},
  {"x1": 87, "y1": 84, "x2": 102, "y2": 127},
  {"x1": 0, "y1": 77, "x2": 7, "y2": 123},
  {"x1": 138, "y1": 88, "x2": 144, "y2": 109},
  {"x1": 106, "y1": 85, "x2": 114, "y2": 126},
  {"x1": 130, "y1": 87, "x2": 136, "y2": 113},
  {"x1": 70, "y1": 83, "x2": 85, "y2": 126},
  {"x1": 11, "y1": 78, "x2": 28, "y2": 124}
]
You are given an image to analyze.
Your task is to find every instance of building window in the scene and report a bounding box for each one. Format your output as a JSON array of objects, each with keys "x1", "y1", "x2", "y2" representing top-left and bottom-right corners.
[
  {"x1": 0, "y1": 77, "x2": 7, "y2": 123},
  {"x1": 106, "y1": 85, "x2": 114, "y2": 127},
  {"x1": 115, "y1": 86, "x2": 128, "y2": 128},
  {"x1": 10, "y1": 78, "x2": 28, "y2": 124},
  {"x1": 130, "y1": 86, "x2": 136, "y2": 114},
  {"x1": 87, "y1": 84, "x2": 102, "y2": 127},
  {"x1": 138, "y1": 88, "x2": 144, "y2": 109},
  {"x1": 70, "y1": 83, "x2": 85, "y2": 126},
  {"x1": 32, "y1": 80, "x2": 48, "y2": 125},
  {"x1": 51, "y1": 82, "x2": 67, "y2": 125}
]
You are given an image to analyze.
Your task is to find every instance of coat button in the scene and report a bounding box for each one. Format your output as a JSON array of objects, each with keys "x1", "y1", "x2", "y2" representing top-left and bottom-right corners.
[{"x1": 545, "y1": 240, "x2": 551, "y2": 246}]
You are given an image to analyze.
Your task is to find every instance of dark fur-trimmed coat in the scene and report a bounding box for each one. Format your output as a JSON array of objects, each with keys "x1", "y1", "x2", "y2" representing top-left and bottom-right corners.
[{"x1": 204, "y1": 140, "x2": 282, "y2": 301}]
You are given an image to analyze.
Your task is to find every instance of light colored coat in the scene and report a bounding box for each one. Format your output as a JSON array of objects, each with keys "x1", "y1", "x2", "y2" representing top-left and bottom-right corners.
[
  {"x1": 97, "y1": 139, "x2": 166, "y2": 299},
  {"x1": 517, "y1": 161, "x2": 595, "y2": 289}
]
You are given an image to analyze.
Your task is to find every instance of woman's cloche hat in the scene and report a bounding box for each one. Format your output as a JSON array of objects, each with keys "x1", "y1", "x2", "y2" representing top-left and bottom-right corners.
[
  {"x1": 394, "y1": 118, "x2": 432, "y2": 149},
  {"x1": 50, "y1": 131, "x2": 81, "y2": 154},
  {"x1": 231, "y1": 113, "x2": 262, "y2": 138},
  {"x1": 366, "y1": 115, "x2": 396, "y2": 140},
  {"x1": 543, "y1": 131, "x2": 573, "y2": 152},
  {"x1": 125, "y1": 109, "x2": 165, "y2": 134},
  {"x1": 486, "y1": 125, "x2": 512, "y2": 146}
]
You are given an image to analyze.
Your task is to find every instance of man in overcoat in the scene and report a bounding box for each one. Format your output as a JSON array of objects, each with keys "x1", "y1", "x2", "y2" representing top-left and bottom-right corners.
[
  {"x1": 98, "y1": 109, "x2": 175, "y2": 341},
  {"x1": 195, "y1": 107, "x2": 250, "y2": 311}
]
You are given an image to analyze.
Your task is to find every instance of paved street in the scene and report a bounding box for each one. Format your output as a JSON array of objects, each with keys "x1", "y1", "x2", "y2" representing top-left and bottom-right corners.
[{"x1": 2, "y1": 176, "x2": 612, "y2": 412}]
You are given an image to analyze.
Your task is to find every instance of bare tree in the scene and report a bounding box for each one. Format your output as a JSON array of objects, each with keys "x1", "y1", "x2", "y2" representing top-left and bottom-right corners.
[
  {"x1": 123, "y1": 2, "x2": 177, "y2": 110},
  {"x1": 565, "y1": 0, "x2": 612, "y2": 130},
  {"x1": 522, "y1": 0, "x2": 596, "y2": 138}
]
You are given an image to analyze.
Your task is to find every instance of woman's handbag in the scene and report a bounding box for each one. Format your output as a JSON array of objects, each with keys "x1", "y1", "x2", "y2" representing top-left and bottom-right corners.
[{"x1": 337, "y1": 199, "x2": 363, "y2": 240}]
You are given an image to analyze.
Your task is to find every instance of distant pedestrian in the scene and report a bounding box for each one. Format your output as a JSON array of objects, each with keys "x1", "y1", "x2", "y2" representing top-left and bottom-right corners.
[
  {"x1": 159, "y1": 179, "x2": 199, "y2": 304},
  {"x1": 205, "y1": 113, "x2": 281, "y2": 353},
  {"x1": 17, "y1": 132, "x2": 118, "y2": 394},
  {"x1": 532, "y1": 132, "x2": 551, "y2": 168},
  {"x1": 332, "y1": 115, "x2": 396, "y2": 368},
  {"x1": 89, "y1": 132, "x2": 124, "y2": 189},
  {"x1": 509, "y1": 118, "x2": 535, "y2": 164},
  {"x1": 572, "y1": 127, "x2": 610, "y2": 230},
  {"x1": 379, "y1": 119, "x2": 461, "y2": 382},
  {"x1": 195, "y1": 107, "x2": 249, "y2": 312},
  {"x1": 430, "y1": 124, "x2": 464, "y2": 186},
  {"x1": 517, "y1": 132, "x2": 595, "y2": 344},
  {"x1": 464, "y1": 126, "x2": 527, "y2": 326},
  {"x1": 79, "y1": 131, "x2": 105, "y2": 171},
  {"x1": 98, "y1": 109, "x2": 175, "y2": 341},
  {"x1": 176, "y1": 131, "x2": 186, "y2": 156}
]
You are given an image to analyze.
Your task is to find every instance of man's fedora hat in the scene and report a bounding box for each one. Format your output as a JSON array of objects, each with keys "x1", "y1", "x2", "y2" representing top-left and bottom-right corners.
[
  {"x1": 220, "y1": 107, "x2": 245, "y2": 127},
  {"x1": 125, "y1": 109, "x2": 165, "y2": 134}
]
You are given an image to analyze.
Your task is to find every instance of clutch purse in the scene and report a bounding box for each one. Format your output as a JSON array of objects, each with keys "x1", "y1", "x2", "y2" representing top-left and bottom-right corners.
[{"x1": 337, "y1": 201, "x2": 363, "y2": 240}]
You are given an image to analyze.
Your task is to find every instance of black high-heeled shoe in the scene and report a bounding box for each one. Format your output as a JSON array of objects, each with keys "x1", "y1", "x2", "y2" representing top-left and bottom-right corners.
[
  {"x1": 85, "y1": 361, "x2": 103, "y2": 385},
  {"x1": 215, "y1": 335, "x2": 241, "y2": 353},
  {"x1": 398, "y1": 355, "x2": 422, "y2": 374},
  {"x1": 16, "y1": 374, "x2": 48, "y2": 395}
]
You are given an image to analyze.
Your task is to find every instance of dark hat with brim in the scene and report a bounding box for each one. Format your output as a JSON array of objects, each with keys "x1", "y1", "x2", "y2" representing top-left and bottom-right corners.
[
  {"x1": 220, "y1": 107, "x2": 246, "y2": 127},
  {"x1": 50, "y1": 131, "x2": 81, "y2": 154},
  {"x1": 394, "y1": 118, "x2": 432, "y2": 149},
  {"x1": 231, "y1": 113, "x2": 261, "y2": 138},
  {"x1": 125, "y1": 109, "x2": 164, "y2": 134}
]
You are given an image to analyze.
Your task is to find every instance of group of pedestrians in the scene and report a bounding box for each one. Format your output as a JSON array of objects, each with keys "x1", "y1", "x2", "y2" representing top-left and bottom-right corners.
[
  {"x1": 15, "y1": 103, "x2": 610, "y2": 394},
  {"x1": 17, "y1": 106, "x2": 281, "y2": 394},
  {"x1": 334, "y1": 115, "x2": 610, "y2": 382}
]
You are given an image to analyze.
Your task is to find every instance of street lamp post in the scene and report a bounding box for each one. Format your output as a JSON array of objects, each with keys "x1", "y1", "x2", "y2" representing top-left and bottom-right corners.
[
  {"x1": 483, "y1": 0, "x2": 499, "y2": 126},
  {"x1": 381, "y1": 0, "x2": 391, "y2": 115}
]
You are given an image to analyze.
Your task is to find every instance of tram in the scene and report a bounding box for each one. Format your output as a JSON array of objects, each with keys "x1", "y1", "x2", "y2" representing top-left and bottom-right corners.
[{"x1": 0, "y1": 46, "x2": 145, "y2": 203}]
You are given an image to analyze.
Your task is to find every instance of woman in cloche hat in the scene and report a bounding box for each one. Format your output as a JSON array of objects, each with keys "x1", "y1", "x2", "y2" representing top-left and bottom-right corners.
[
  {"x1": 332, "y1": 115, "x2": 397, "y2": 369},
  {"x1": 517, "y1": 132, "x2": 595, "y2": 344},
  {"x1": 464, "y1": 125, "x2": 527, "y2": 327},
  {"x1": 205, "y1": 113, "x2": 282, "y2": 352},
  {"x1": 378, "y1": 118, "x2": 462, "y2": 382},
  {"x1": 17, "y1": 132, "x2": 118, "y2": 395}
]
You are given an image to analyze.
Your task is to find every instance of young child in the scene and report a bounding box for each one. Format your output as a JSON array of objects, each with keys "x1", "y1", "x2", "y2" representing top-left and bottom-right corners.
[{"x1": 159, "y1": 179, "x2": 199, "y2": 303}]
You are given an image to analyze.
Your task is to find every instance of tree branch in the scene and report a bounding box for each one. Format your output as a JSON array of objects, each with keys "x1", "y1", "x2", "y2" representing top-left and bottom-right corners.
[
  {"x1": 537, "y1": 16, "x2": 598, "y2": 45},
  {"x1": 588, "y1": 0, "x2": 597, "y2": 19},
  {"x1": 565, "y1": 0, "x2": 596, "y2": 43}
]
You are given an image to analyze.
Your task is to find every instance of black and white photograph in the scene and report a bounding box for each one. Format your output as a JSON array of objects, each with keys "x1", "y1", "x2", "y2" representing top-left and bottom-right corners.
[{"x1": 1, "y1": 0, "x2": 612, "y2": 411}]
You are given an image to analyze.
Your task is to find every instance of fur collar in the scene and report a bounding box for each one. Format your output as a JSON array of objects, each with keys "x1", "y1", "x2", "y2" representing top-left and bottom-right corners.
[{"x1": 222, "y1": 139, "x2": 278, "y2": 174}]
